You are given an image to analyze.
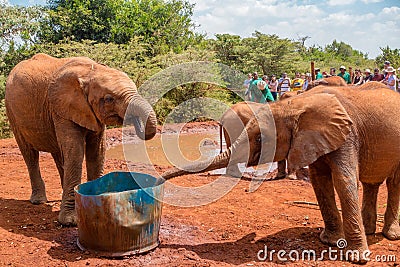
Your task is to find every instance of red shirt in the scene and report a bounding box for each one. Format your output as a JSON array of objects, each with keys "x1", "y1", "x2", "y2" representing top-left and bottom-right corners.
[{"x1": 371, "y1": 74, "x2": 384, "y2": 81}]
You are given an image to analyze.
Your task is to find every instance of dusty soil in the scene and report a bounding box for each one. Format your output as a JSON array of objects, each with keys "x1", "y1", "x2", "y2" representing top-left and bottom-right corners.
[{"x1": 0, "y1": 122, "x2": 399, "y2": 267}]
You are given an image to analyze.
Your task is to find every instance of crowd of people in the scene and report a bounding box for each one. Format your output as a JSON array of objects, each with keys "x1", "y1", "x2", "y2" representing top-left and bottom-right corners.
[{"x1": 244, "y1": 60, "x2": 399, "y2": 103}]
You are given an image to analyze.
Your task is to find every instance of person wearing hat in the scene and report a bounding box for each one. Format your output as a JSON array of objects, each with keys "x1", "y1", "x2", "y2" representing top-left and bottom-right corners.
[
  {"x1": 337, "y1": 65, "x2": 351, "y2": 84},
  {"x1": 257, "y1": 80, "x2": 275, "y2": 103},
  {"x1": 315, "y1": 68, "x2": 323, "y2": 80},
  {"x1": 381, "y1": 66, "x2": 396, "y2": 91},
  {"x1": 364, "y1": 69, "x2": 373, "y2": 83},
  {"x1": 383, "y1": 61, "x2": 391, "y2": 79}
]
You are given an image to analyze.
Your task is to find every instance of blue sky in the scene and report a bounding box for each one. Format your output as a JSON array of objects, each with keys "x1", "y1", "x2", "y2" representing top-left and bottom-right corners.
[{"x1": 5, "y1": 0, "x2": 400, "y2": 58}]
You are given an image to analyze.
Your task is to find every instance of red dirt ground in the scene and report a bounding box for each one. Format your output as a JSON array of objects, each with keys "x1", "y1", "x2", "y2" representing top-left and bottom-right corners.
[{"x1": 0, "y1": 122, "x2": 399, "y2": 266}]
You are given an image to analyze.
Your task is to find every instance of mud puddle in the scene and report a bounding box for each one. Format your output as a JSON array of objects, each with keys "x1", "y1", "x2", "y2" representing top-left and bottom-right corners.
[
  {"x1": 106, "y1": 133, "x2": 221, "y2": 167},
  {"x1": 106, "y1": 132, "x2": 277, "y2": 176}
]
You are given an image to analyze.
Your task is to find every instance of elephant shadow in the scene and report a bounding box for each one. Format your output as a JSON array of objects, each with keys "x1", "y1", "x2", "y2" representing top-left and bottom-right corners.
[
  {"x1": 0, "y1": 197, "x2": 87, "y2": 262},
  {"x1": 162, "y1": 227, "x2": 384, "y2": 265},
  {"x1": 0, "y1": 198, "x2": 385, "y2": 264}
]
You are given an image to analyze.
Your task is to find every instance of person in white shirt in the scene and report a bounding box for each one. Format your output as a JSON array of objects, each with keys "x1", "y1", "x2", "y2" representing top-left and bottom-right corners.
[
  {"x1": 243, "y1": 73, "x2": 252, "y2": 100},
  {"x1": 278, "y1": 72, "x2": 291, "y2": 97}
]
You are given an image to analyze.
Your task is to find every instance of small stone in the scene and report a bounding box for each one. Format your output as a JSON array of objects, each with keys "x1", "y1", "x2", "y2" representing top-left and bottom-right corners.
[
  {"x1": 185, "y1": 253, "x2": 197, "y2": 260},
  {"x1": 208, "y1": 228, "x2": 214, "y2": 232}
]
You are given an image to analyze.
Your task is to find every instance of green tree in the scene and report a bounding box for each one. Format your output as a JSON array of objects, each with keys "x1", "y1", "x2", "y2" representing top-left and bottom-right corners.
[
  {"x1": 376, "y1": 46, "x2": 400, "y2": 69},
  {"x1": 239, "y1": 31, "x2": 301, "y2": 76},
  {"x1": 0, "y1": 4, "x2": 45, "y2": 49},
  {"x1": 212, "y1": 34, "x2": 242, "y2": 67},
  {"x1": 40, "y1": 0, "x2": 202, "y2": 55}
]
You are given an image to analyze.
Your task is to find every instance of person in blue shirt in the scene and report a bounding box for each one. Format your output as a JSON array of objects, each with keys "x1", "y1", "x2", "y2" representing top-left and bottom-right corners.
[
  {"x1": 248, "y1": 72, "x2": 262, "y2": 102},
  {"x1": 315, "y1": 68, "x2": 323, "y2": 80}
]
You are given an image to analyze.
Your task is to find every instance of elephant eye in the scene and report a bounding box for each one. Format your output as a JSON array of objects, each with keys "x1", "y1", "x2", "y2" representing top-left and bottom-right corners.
[
  {"x1": 256, "y1": 135, "x2": 262, "y2": 144},
  {"x1": 104, "y1": 95, "x2": 114, "y2": 104}
]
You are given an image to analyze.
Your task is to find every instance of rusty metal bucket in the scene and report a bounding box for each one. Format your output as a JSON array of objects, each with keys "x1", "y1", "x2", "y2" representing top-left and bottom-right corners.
[{"x1": 74, "y1": 171, "x2": 165, "y2": 256}]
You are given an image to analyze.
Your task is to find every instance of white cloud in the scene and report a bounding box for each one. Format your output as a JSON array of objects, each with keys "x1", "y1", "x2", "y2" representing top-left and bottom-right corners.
[
  {"x1": 380, "y1": 6, "x2": 400, "y2": 19},
  {"x1": 189, "y1": 0, "x2": 400, "y2": 58},
  {"x1": 327, "y1": 0, "x2": 356, "y2": 6},
  {"x1": 361, "y1": 0, "x2": 383, "y2": 3},
  {"x1": 0, "y1": 0, "x2": 10, "y2": 5}
]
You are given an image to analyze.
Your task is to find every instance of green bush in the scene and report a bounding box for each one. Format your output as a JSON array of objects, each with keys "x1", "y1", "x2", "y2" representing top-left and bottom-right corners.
[{"x1": 0, "y1": 75, "x2": 12, "y2": 138}]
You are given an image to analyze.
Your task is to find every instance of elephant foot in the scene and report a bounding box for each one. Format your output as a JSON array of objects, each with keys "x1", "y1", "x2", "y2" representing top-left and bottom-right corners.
[
  {"x1": 30, "y1": 191, "x2": 47, "y2": 204},
  {"x1": 320, "y1": 228, "x2": 345, "y2": 246},
  {"x1": 58, "y1": 209, "x2": 77, "y2": 226},
  {"x1": 274, "y1": 171, "x2": 287, "y2": 180},
  {"x1": 344, "y1": 246, "x2": 370, "y2": 264},
  {"x1": 382, "y1": 222, "x2": 400, "y2": 240}
]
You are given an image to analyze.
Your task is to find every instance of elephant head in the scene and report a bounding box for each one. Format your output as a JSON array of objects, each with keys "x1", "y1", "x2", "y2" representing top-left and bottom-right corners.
[
  {"x1": 306, "y1": 76, "x2": 347, "y2": 91},
  {"x1": 162, "y1": 92, "x2": 352, "y2": 179},
  {"x1": 48, "y1": 57, "x2": 157, "y2": 140}
]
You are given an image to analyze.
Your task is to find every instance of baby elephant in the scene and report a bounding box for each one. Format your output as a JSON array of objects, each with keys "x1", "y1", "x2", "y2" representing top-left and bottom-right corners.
[{"x1": 6, "y1": 53, "x2": 157, "y2": 225}]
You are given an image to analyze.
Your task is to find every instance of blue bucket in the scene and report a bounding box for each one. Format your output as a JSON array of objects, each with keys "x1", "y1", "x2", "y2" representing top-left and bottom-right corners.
[{"x1": 74, "y1": 172, "x2": 165, "y2": 256}]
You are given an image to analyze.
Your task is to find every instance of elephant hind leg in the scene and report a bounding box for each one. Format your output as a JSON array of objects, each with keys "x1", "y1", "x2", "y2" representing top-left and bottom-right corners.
[
  {"x1": 361, "y1": 182, "x2": 380, "y2": 235},
  {"x1": 382, "y1": 170, "x2": 400, "y2": 240},
  {"x1": 309, "y1": 160, "x2": 344, "y2": 246},
  {"x1": 15, "y1": 136, "x2": 47, "y2": 204}
]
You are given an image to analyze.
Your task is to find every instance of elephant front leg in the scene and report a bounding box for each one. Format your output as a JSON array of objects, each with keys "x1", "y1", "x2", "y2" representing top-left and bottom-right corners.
[
  {"x1": 361, "y1": 182, "x2": 380, "y2": 235},
  {"x1": 331, "y1": 166, "x2": 368, "y2": 263},
  {"x1": 55, "y1": 121, "x2": 86, "y2": 226},
  {"x1": 308, "y1": 162, "x2": 344, "y2": 246},
  {"x1": 85, "y1": 130, "x2": 105, "y2": 181},
  {"x1": 382, "y1": 172, "x2": 400, "y2": 240}
]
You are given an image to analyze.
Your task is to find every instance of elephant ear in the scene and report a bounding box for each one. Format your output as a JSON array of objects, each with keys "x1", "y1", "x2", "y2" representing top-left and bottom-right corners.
[
  {"x1": 48, "y1": 61, "x2": 102, "y2": 132},
  {"x1": 286, "y1": 93, "x2": 352, "y2": 173}
]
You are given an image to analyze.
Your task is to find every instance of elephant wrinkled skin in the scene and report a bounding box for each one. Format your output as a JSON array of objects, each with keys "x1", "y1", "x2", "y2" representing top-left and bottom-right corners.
[
  {"x1": 6, "y1": 53, "x2": 157, "y2": 226},
  {"x1": 306, "y1": 75, "x2": 347, "y2": 90},
  {"x1": 163, "y1": 85, "x2": 400, "y2": 262}
]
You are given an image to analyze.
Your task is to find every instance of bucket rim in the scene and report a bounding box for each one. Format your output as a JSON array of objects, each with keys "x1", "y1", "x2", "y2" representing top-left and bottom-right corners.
[{"x1": 74, "y1": 171, "x2": 165, "y2": 197}]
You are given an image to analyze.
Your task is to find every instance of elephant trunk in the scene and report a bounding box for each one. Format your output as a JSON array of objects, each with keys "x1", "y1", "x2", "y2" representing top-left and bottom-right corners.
[
  {"x1": 122, "y1": 94, "x2": 157, "y2": 140},
  {"x1": 162, "y1": 149, "x2": 232, "y2": 179}
]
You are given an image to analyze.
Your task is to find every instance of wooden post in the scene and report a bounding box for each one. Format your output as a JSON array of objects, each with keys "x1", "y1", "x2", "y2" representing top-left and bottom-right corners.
[{"x1": 311, "y1": 62, "x2": 315, "y2": 81}]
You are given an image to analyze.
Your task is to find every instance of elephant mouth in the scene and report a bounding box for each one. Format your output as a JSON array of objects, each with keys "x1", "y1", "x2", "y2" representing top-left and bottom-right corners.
[{"x1": 105, "y1": 114, "x2": 124, "y2": 126}]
